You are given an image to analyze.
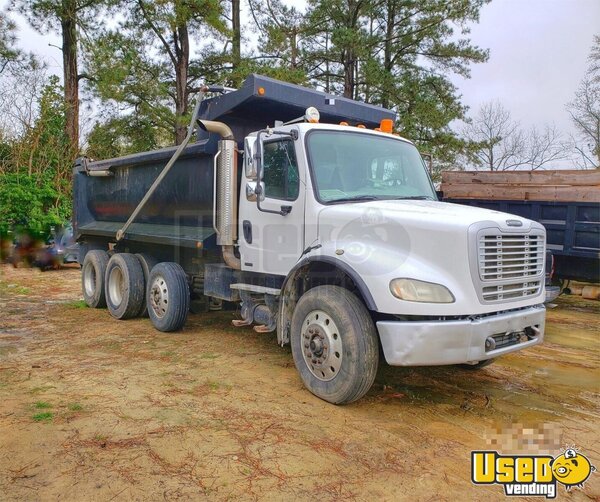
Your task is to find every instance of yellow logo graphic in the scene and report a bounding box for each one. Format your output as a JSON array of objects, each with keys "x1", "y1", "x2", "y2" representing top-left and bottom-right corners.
[
  {"x1": 551, "y1": 449, "x2": 595, "y2": 488},
  {"x1": 471, "y1": 448, "x2": 596, "y2": 498}
]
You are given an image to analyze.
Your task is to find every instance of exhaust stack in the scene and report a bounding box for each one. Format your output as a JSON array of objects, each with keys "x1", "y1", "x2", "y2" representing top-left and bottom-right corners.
[{"x1": 201, "y1": 121, "x2": 241, "y2": 270}]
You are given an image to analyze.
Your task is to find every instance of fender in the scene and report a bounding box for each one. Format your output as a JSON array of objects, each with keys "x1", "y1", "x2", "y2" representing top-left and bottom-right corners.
[{"x1": 277, "y1": 254, "x2": 378, "y2": 345}]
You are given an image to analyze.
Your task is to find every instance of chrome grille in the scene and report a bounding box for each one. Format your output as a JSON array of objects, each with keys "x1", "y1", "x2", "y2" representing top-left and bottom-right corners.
[{"x1": 478, "y1": 233, "x2": 544, "y2": 302}]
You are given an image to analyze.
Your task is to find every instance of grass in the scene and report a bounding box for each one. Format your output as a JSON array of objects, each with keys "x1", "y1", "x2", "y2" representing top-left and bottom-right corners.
[
  {"x1": 206, "y1": 380, "x2": 232, "y2": 392},
  {"x1": 34, "y1": 401, "x2": 52, "y2": 409},
  {"x1": 68, "y1": 403, "x2": 83, "y2": 411},
  {"x1": 0, "y1": 346, "x2": 17, "y2": 357},
  {"x1": 10, "y1": 285, "x2": 30, "y2": 295},
  {"x1": 29, "y1": 385, "x2": 56, "y2": 394},
  {"x1": 0, "y1": 281, "x2": 31, "y2": 295},
  {"x1": 66, "y1": 300, "x2": 88, "y2": 309},
  {"x1": 32, "y1": 412, "x2": 53, "y2": 422},
  {"x1": 100, "y1": 341, "x2": 121, "y2": 351}
]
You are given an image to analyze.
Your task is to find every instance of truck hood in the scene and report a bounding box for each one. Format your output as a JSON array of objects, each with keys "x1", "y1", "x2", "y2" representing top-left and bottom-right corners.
[
  {"x1": 317, "y1": 199, "x2": 533, "y2": 234},
  {"x1": 314, "y1": 199, "x2": 545, "y2": 316}
]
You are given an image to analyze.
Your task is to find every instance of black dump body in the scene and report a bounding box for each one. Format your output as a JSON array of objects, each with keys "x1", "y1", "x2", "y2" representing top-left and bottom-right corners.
[
  {"x1": 73, "y1": 74, "x2": 395, "y2": 258},
  {"x1": 444, "y1": 198, "x2": 600, "y2": 283}
]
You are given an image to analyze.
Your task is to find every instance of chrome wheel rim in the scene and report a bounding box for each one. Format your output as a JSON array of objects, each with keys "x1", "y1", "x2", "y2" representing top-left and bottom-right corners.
[
  {"x1": 301, "y1": 310, "x2": 343, "y2": 381},
  {"x1": 108, "y1": 266, "x2": 125, "y2": 305},
  {"x1": 83, "y1": 264, "x2": 96, "y2": 297},
  {"x1": 150, "y1": 274, "x2": 168, "y2": 318}
]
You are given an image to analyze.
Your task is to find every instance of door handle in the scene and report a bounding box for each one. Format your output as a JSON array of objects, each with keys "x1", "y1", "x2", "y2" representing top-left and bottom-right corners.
[{"x1": 243, "y1": 220, "x2": 252, "y2": 244}]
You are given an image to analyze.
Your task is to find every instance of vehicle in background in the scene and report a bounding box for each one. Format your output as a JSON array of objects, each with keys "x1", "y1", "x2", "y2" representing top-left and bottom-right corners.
[
  {"x1": 5, "y1": 225, "x2": 77, "y2": 271},
  {"x1": 73, "y1": 75, "x2": 547, "y2": 404},
  {"x1": 545, "y1": 251, "x2": 561, "y2": 303}
]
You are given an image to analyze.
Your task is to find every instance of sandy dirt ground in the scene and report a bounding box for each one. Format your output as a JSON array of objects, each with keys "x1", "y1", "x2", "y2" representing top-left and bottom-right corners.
[{"x1": 0, "y1": 264, "x2": 598, "y2": 501}]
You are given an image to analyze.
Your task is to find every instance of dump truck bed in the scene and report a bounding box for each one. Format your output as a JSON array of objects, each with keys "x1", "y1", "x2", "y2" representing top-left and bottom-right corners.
[{"x1": 73, "y1": 74, "x2": 395, "y2": 251}]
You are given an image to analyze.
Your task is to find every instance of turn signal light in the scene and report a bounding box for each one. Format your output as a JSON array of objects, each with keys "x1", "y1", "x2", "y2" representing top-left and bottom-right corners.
[{"x1": 380, "y1": 118, "x2": 394, "y2": 133}]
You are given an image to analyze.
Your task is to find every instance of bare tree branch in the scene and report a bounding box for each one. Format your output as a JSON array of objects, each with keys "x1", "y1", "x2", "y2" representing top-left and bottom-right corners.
[{"x1": 461, "y1": 101, "x2": 567, "y2": 171}]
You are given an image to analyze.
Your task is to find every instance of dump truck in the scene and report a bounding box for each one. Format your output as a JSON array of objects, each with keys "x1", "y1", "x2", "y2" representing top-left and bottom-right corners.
[{"x1": 73, "y1": 74, "x2": 547, "y2": 404}]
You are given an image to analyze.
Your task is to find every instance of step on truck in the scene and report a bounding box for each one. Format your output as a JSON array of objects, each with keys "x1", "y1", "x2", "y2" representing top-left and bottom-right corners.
[{"x1": 74, "y1": 74, "x2": 546, "y2": 404}]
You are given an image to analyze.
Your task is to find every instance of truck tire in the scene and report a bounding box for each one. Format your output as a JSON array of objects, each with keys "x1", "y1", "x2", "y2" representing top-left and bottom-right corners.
[
  {"x1": 134, "y1": 253, "x2": 157, "y2": 317},
  {"x1": 459, "y1": 358, "x2": 496, "y2": 370},
  {"x1": 105, "y1": 253, "x2": 145, "y2": 320},
  {"x1": 290, "y1": 285, "x2": 379, "y2": 404},
  {"x1": 147, "y1": 262, "x2": 190, "y2": 332},
  {"x1": 81, "y1": 250, "x2": 109, "y2": 308}
]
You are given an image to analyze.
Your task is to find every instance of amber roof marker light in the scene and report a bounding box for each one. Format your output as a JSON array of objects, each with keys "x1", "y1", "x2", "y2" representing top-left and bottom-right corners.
[
  {"x1": 258, "y1": 86, "x2": 266, "y2": 96},
  {"x1": 380, "y1": 118, "x2": 394, "y2": 133}
]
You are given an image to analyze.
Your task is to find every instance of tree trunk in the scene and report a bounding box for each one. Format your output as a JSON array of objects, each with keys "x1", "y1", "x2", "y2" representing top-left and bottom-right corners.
[
  {"x1": 382, "y1": 0, "x2": 395, "y2": 108},
  {"x1": 231, "y1": 0, "x2": 241, "y2": 86},
  {"x1": 342, "y1": 0, "x2": 362, "y2": 98},
  {"x1": 174, "y1": 23, "x2": 190, "y2": 145},
  {"x1": 61, "y1": 0, "x2": 79, "y2": 153},
  {"x1": 290, "y1": 27, "x2": 297, "y2": 69},
  {"x1": 324, "y1": 32, "x2": 330, "y2": 93},
  {"x1": 343, "y1": 50, "x2": 355, "y2": 98}
]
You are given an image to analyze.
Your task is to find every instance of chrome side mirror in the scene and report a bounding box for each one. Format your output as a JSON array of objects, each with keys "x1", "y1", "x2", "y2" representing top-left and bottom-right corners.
[
  {"x1": 246, "y1": 181, "x2": 264, "y2": 202},
  {"x1": 244, "y1": 137, "x2": 257, "y2": 180}
]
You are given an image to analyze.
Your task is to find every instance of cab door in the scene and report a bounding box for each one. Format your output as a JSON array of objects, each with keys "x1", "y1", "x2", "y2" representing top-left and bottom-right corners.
[{"x1": 238, "y1": 134, "x2": 305, "y2": 276}]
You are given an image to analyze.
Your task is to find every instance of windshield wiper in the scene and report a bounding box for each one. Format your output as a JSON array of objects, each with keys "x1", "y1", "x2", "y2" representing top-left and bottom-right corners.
[
  {"x1": 328, "y1": 195, "x2": 379, "y2": 204},
  {"x1": 393, "y1": 195, "x2": 434, "y2": 200}
]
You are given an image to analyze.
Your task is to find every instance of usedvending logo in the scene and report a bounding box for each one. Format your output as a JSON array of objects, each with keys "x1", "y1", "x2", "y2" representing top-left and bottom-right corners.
[{"x1": 471, "y1": 447, "x2": 596, "y2": 498}]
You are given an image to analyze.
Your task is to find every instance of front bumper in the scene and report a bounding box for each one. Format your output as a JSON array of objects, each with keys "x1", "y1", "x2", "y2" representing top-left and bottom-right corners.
[{"x1": 377, "y1": 305, "x2": 545, "y2": 366}]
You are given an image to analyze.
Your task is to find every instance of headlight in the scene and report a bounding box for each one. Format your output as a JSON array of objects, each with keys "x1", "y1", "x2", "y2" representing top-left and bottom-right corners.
[{"x1": 389, "y1": 278, "x2": 455, "y2": 303}]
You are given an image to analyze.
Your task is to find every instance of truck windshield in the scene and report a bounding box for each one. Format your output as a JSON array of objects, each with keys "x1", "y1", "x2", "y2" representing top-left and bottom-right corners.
[{"x1": 306, "y1": 131, "x2": 436, "y2": 203}]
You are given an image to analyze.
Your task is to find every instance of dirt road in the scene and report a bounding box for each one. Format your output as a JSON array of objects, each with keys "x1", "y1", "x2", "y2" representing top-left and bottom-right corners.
[{"x1": 0, "y1": 264, "x2": 598, "y2": 501}]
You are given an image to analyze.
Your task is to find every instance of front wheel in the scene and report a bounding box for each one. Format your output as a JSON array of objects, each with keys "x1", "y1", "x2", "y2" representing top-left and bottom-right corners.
[{"x1": 291, "y1": 286, "x2": 379, "y2": 404}]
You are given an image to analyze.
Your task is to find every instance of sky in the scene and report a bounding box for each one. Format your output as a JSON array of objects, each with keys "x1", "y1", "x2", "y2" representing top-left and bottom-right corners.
[
  {"x1": 450, "y1": 0, "x2": 600, "y2": 133},
  {"x1": 1, "y1": 0, "x2": 599, "y2": 138}
]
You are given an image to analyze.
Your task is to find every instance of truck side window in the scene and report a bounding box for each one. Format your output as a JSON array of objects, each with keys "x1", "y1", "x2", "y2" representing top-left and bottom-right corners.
[{"x1": 262, "y1": 139, "x2": 300, "y2": 201}]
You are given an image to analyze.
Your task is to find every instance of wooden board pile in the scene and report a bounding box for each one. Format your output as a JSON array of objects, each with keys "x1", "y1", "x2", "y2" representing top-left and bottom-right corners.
[
  {"x1": 567, "y1": 282, "x2": 600, "y2": 300},
  {"x1": 441, "y1": 170, "x2": 600, "y2": 202}
]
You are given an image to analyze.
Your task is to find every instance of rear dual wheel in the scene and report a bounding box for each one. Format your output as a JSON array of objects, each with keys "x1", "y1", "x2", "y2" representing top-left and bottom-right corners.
[
  {"x1": 105, "y1": 253, "x2": 145, "y2": 319},
  {"x1": 82, "y1": 251, "x2": 189, "y2": 331},
  {"x1": 135, "y1": 253, "x2": 157, "y2": 317},
  {"x1": 146, "y1": 262, "x2": 189, "y2": 332},
  {"x1": 82, "y1": 250, "x2": 109, "y2": 308}
]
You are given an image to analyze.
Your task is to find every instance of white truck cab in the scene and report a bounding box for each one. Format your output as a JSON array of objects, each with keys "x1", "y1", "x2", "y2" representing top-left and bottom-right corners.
[{"x1": 239, "y1": 119, "x2": 545, "y2": 383}]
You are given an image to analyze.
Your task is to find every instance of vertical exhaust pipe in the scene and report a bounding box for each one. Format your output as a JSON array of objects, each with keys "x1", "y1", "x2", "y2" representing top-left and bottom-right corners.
[{"x1": 201, "y1": 120, "x2": 241, "y2": 270}]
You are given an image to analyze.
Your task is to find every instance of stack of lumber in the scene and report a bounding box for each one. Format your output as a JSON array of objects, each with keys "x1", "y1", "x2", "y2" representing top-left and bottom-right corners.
[
  {"x1": 568, "y1": 282, "x2": 600, "y2": 300},
  {"x1": 441, "y1": 170, "x2": 600, "y2": 203}
]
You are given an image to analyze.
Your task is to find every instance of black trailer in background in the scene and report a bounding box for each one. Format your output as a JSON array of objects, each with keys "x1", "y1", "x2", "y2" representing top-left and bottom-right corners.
[{"x1": 443, "y1": 197, "x2": 600, "y2": 283}]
